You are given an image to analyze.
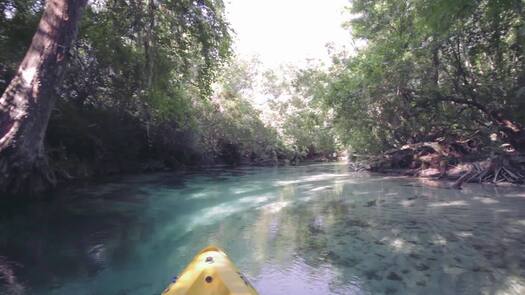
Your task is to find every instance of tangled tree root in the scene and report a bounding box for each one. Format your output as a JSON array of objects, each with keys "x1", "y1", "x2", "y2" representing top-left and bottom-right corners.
[
  {"x1": 358, "y1": 136, "x2": 525, "y2": 189},
  {"x1": 348, "y1": 161, "x2": 370, "y2": 172},
  {"x1": 451, "y1": 160, "x2": 524, "y2": 189}
]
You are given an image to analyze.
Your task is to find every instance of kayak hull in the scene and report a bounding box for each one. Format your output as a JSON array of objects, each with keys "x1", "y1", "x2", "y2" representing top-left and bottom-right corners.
[{"x1": 162, "y1": 246, "x2": 258, "y2": 295}]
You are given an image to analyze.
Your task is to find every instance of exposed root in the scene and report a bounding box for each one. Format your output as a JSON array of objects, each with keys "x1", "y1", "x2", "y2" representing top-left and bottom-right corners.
[
  {"x1": 451, "y1": 159, "x2": 524, "y2": 189},
  {"x1": 0, "y1": 149, "x2": 56, "y2": 196},
  {"x1": 348, "y1": 161, "x2": 369, "y2": 172},
  {"x1": 363, "y1": 134, "x2": 525, "y2": 189}
]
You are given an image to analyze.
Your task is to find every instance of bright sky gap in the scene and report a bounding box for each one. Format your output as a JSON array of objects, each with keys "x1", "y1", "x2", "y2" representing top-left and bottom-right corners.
[{"x1": 226, "y1": 0, "x2": 354, "y2": 68}]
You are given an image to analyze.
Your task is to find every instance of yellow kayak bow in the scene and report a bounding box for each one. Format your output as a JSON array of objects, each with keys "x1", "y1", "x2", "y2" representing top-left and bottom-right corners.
[{"x1": 162, "y1": 246, "x2": 259, "y2": 295}]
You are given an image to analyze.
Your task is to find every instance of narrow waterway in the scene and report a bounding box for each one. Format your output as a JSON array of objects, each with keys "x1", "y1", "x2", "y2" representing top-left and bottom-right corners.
[{"x1": 1, "y1": 163, "x2": 524, "y2": 294}]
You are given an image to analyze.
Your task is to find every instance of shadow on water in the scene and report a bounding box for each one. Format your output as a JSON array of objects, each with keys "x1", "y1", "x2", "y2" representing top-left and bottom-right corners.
[
  {"x1": 0, "y1": 163, "x2": 524, "y2": 294},
  {"x1": 0, "y1": 166, "x2": 259, "y2": 294},
  {"x1": 0, "y1": 190, "x2": 150, "y2": 294}
]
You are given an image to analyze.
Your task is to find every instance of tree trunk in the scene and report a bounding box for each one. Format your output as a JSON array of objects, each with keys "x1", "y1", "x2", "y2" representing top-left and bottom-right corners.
[
  {"x1": 0, "y1": 0, "x2": 87, "y2": 195},
  {"x1": 143, "y1": 0, "x2": 156, "y2": 149},
  {"x1": 144, "y1": 0, "x2": 156, "y2": 89}
]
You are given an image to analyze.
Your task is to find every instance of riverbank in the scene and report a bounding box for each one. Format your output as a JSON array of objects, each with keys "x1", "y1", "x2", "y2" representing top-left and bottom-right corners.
[
  {"x1": 349, "y1": 140, "x2": 525, "y2": 189},
  {"x1": 46, "y1": 147, "x2": 339, "y2": 197}
]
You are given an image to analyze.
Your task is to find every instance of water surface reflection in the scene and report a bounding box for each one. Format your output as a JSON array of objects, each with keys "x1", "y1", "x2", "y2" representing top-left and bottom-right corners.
[{"x1": 0, "y1": 163, "x2": 524, "y2": 294}]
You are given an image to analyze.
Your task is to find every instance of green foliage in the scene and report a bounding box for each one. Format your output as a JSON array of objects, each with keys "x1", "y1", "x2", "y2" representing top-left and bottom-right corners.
[
  {"x1": 1, "y1": 0, "x2": 237, "y2": 174},
  {"x1": 263, "y1": 66, "x2": 341, "y2": 158},
  {"x1": 324, "y1": 0, "x2": 525, "y2": 154},
  {"x1": 194, "y1": 58, "x2": 286, "y2": 164},
  {"x1": 2, "y1": 0, "x2": 339, "y2": 172},
  {"x1": 0, "y1": 0, "x2": 42, "y2": 91},
  {"x1": 8, "y1": 0, "x2": 520, "y2": 175}
]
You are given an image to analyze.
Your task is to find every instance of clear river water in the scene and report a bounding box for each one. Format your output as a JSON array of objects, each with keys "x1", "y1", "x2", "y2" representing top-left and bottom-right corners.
[{"x1": 1, "y1": 162, "x2": 525, "y2": 295}]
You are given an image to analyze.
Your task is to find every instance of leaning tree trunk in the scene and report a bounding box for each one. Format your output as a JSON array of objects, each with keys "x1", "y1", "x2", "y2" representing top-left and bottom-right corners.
[{"x1": 0, "y1": 0, "x2": 87, "y2": 195}]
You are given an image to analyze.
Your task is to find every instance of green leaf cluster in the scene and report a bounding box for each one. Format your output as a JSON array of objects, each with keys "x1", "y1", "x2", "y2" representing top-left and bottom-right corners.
[{"x1": 323, "y1": 0, "x2": 525, "y2": 153}]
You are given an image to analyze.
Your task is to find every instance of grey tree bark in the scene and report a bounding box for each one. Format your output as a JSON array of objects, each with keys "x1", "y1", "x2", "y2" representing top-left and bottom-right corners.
[{"x1": 0, "y1": 0, "x2": 88, "y2": 195}]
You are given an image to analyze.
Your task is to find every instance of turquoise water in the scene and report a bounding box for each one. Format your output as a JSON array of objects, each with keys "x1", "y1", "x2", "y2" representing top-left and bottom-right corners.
[{"x1": 1, "y1": 163, "x2": 525, "y2": 294}]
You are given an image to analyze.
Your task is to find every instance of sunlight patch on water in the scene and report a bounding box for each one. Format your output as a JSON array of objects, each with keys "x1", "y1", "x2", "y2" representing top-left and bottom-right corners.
[
  {"x1": 259, "y1": 201, "x2": 289, "y2": 214},
  {"x1": 514, "y1": 219, "x2": 525, "y2": 226},
  {"x1": 429, "y1": 200, "x2": 468, "y2": 207},
  {"x1": 455, "y1": 231, "x2": 474, "y2": 238},
  {"x1": 334, "y1": 178, "x2": 358, "y2": 184},
  {"x1": 389, "y1": 238, "x2": 408, "y2": 252},
  {"x1": 354, "y1": 191, "x2": 383, "y2": 195},
  {"x1": 378, "y1": 237, "x2": 415, "y2": 254},
  {"x1": 231, "y1": 185, "x2": 261, "y2": 195},
  {"x1": 189, "y1": 191, "x2": 209, "y2": 199},
  {"x1": 506, "y1": 193, "x2": 525, "y2": 198},
  {"x1": 495, "y1": 276, "x2": 525, "y2": 295},
  {"x1": 275, "y1": 173, "x2": 349, "y2": 186},
  {"x1": 238, "y1": 195, "x2": 269, "y2": 204},
  {"x1": 186, "y1": 194, "x2": 272, "y2": 230},
  {"x1": 400, "y1": 200, "x2": 415, "y2": 208},
  {"x1": 496, "y1": 209, "x2": 513, "y2": 213},
  {"x1": 473, "y1": 196, "x2": 499, "y2": 204},
  {"x1": 309, "y1": 185, "x2": 332, "y2": 192},
  {"x1": 443, "y1": 265, "x2": 465, "y2": 276},
  {"x1": 431, "y1": 234, "x2": 447, "y2": 245},
  {"x1": 253, "y1": 258, "x2": 364, "y2": 295}
]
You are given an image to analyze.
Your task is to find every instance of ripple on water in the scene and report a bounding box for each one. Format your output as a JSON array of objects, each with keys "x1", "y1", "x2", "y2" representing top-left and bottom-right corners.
[{"x1": 1, "y1": 163, "x2": 525, "y2": 295}]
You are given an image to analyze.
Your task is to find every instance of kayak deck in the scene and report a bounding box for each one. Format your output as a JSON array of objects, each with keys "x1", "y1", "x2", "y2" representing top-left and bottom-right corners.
[{"x1": 162, "y1": 246, "x2": 258, "y2": 295}]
